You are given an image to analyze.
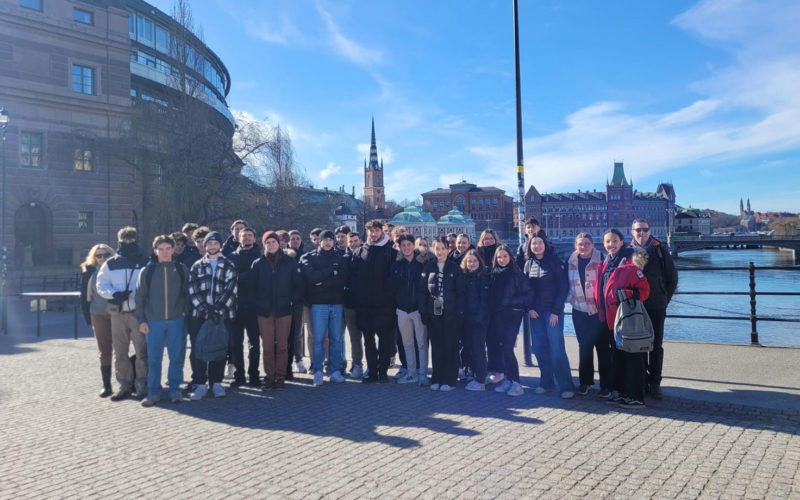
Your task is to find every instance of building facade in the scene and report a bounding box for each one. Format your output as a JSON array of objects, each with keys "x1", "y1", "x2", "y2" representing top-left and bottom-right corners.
[
  {"x1": 524, "y1": 162, "x2": 676, "y2": 242},
  {"x1": 675, "y1": 208, "x2": 711, "y2": 235},
  {"x1": 421, "y1": 181, "x2": 514, "y2": 239},
  {"x1": 390, "y1": 203, "x2": 476, "y2": 241},
  {"x1": 0, "y1": 0, "x2": 233, "y2": 267}
]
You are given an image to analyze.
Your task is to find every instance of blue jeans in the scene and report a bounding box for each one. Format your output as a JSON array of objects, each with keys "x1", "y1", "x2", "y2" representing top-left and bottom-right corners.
[
  {"x1": 530, "y1": 313, "x2": 575, "y2": 392},
  {"x1": 310, "y1": 304, "x2": 344, "y2": 374},
  {"x1": 146, "y1": 316, "x2": 186, "y2": 398}
]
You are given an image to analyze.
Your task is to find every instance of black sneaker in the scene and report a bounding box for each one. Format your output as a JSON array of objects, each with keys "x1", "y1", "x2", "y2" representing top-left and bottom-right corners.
[
  {"x1": 377, "y1": 373, "x2": 390, "y2": 384},
  {"x1": 575, "y1": 384, "x2": 591, "y2": 396},
  {"x1": 110, "y1": 389, "x2": 132, "y2": 402},
  {"x1": 605, "y1": 391, "x2": 625, "y2": 405},
  {"x1": 362, "y1": 375, "x2": 377, "y2": 384},
  {"x1": 182, "y1": 383, "x2": 196, "y2": 396},
  {"x1": 649, "y1": 383, "x2": 663, "y2": 400},
  {"x1": 247, "y1": 378, "x2": 261, "y2": 388},
  {"x1": 618, "y1": 398, "x2": 646, "y2": 409},
  {"x1": 230, "y1": 379, "x2": 246, "y2": 388},
  {"x1": 598, "y1": 388, "x2": 612, "y2": 399}
]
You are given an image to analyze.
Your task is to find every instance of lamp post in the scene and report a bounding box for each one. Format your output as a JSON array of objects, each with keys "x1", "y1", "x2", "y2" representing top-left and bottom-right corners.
[{"x1": 0, "y1": 107, "x2": 8, "y2": 334}]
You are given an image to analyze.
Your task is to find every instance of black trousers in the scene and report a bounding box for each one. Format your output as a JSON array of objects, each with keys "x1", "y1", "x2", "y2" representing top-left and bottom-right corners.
[
  {"x1": 229, "y1": 309, "x2": 260, "y2": 382},
  {"x1": 490, "y1": 309, "x2": 523, "y2": 383},
  {"x1": 188, "y1": 316, "x2": 227, "y2": 386},
  {"x1": 572, "y1": 310, "x2": 611, "y2": 389},
  {"x1": 427, "y1": 315, "x2": 459, "y2": 386},
  {"x1": 612, "y1": 346, "x2": 646, "y2": 401},
  {"x1": 465, "y1": 320, "x2": 488, "y2": 383},
  {"x1": 362, "y1": 313, "x2": 396, "y2": 377},
  {"x1": 644, "y1": 305, "x2": 667, "y2": 386},
  {"x1": 459, "y1": 324, "x2": 473, "y2": 374}
]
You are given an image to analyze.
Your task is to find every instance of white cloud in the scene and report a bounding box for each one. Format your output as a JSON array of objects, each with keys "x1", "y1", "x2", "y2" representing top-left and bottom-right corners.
[
  {"x1": 468, "y1": 0, "x2": 800, "y2": 196},
  {"x1": 244, "y1": 14, "x2": 307, "y2": 46},
  {"x1": 319, "y1": 162, "x2": 341, "y2": 180}
]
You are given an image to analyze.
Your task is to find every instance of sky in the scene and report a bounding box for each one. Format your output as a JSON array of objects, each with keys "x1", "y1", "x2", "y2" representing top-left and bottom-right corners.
[{"x1": 149, "y1": 0, "x2": 800, "y2": 214}]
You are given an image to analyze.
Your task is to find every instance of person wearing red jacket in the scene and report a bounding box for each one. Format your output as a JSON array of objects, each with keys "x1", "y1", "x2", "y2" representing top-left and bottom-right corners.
[{"x1": 601, "y1": 245, "x2": 650, "y2": 409}]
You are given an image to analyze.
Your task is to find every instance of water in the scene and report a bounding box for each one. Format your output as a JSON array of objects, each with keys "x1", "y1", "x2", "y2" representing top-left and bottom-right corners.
[{"x1": 563, "y1": 248, "x2": 800, "y2": 346}]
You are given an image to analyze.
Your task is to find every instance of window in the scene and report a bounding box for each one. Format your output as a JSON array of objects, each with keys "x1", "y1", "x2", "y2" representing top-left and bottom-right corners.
[
  {"x1": 20, "y1": 0, "x2": 42, "y2": 11},
  {"x1": 78, "y1": 211, "x2": 94, "y2": 233},
  {"x1": 20, "y1": 132, "x2": 43, "y2": 168},
  {"x1": 155, "y1": 24, "x2": 169, "y2": 53},
  {"x1": 493, "y1": 197, "x2": 498, "y2": 208},
  {"x1": 137, "y1": 14, "x2": 154, "y2": 46},
  {"x1": 73, "y1": 8, "x2": 93, "y2": 24},
  {"x1": 155, "y1": 165, "x2": 164, "y2": 185},
  {"x1": 128, "y1": 11, "x2": 135, "y2": 38},
  {"x1": 72, "y1": 64, "x2": 94, "y2": 95},
  {"x1": 74, "y1": 148, "x2": 92, "y2": 171}
]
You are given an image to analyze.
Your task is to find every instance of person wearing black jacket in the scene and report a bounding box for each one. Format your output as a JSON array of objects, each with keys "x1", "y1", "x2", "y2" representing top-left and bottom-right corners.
[
  {"x1": 79, "y1": 244, "x2": 116, "y2": 397},
  {"x1": 390, "y1": 234, "x2": 428, "y2": 385},
  {"x1": 459, "y1": 250, "x2": 490, "y2": 392},
  {"x1": 419, "y1": 238, "x2": 462, "y2": 391},
  {"x1": 251, "y1": 231, "x2": 301, "y2": 389},
  {"x1": 349, "y1": 220, "x2": 398, "y2": 383},
  {"x1": 477, "y1": 229, "x2": 499, "y2": 273},
  {"x1": 515, "y1": 218, "x2": 540, "y2": 369},
  {"x1": 228, "y1": 227, "x2": 262, "y2": 387},
  {"x1": 525, "y1": 232, "x2": 575, "y2": 398},
  {"x1": 488, "y1": 244, "x2": 530, "y2": 397},
  {"x1": 299, "y1": 230, "x2": 348, "y2": 386},
  {"x1": 222, "y1": 219, "x2": 247, "y2": 258},
  {"x1": 343, "y1": 231, "x2": 365, "y2": 378},
  {"x1": 630, "y1": 219, "x2": 678, "y2": 399}
]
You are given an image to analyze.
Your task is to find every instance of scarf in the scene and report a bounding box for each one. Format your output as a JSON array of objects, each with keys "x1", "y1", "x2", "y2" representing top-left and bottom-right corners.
[
  {"x1": 631, "y1": 235, "x2": 655, "y2": 250},
  {"x1": 266, "y1": 250, "x2": 281, "y2": 269},
  {"x1": 567, "y1": 249, "x2": 601, "y2": 315}
]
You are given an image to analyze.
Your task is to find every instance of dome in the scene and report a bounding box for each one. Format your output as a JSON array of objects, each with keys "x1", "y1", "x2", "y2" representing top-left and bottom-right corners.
[
  {"x1": 438, "y1": 208, "x2": 470, "y2": 224},
  {"x1": 391, "y1": 203, "x2": 436, "y2": 223}
]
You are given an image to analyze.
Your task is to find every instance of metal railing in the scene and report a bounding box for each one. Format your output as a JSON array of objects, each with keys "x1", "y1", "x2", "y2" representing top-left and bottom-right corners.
[{"x1": 671, "y1": 262, "x2": 800, "y2": 345}]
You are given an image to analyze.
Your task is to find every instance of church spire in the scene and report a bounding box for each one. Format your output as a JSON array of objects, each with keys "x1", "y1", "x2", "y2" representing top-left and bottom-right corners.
[{"x1": 368, "y1": 117, "x2": 379, "y2": 171}]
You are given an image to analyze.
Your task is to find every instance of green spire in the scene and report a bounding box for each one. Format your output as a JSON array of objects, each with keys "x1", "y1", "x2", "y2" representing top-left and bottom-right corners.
[{"x1": 610, "y1": 162, "x2": 629, "y2": 186}]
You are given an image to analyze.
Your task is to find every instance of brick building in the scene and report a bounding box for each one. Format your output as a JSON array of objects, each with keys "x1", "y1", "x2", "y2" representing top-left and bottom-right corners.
[{"x1": 421, "y1": 181, "x2": 514, "y2": 239}]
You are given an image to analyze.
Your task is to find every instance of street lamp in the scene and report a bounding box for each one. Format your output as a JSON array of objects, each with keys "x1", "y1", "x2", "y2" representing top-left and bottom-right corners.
[{"x1": 0, "y1": 107, "x2": 7, "y2": 334}]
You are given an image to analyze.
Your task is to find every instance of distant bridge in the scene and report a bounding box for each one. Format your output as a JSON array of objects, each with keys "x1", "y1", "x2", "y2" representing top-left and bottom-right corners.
[{"x1": 672, "y1": 234, "x2": 800, "y2": 261}]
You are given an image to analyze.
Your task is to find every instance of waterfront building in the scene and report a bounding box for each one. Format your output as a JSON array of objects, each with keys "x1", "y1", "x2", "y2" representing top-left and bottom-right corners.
[
  {"x1": 421, "y1": 181, "x2": 514, "y2": 239},
  {"x1": 390, "y1": 203, "x2": 476, "y2": 241},
  {"x1": 525, "y1": 162, "x2": 676, "y2": 241},
  {"x1": 0, "y1": 0, "x2": 233, "y2": 266},
  {"x1": 675, "y1": 207, "x2": 711, "y2": 235}
]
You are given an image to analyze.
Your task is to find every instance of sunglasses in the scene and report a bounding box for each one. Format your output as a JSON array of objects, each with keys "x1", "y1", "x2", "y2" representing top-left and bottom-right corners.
[
  {"x1": 95, "y1": 253, "x2": 111, "y2": 258},
  {"x1": 633, "y1": 228, "x2": 651, "y2": 233}
]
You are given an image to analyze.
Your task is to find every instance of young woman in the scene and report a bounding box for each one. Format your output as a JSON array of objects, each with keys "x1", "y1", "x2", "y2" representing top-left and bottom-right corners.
[
  {"x1": 476, "y1": 229, "x2": 499, "y2": 273},
  {"x1": 79, "y1": 244, "x2": 116, "y2": 397},
  {"x1": 566, "y1": 233, "x2": 609, "y2": 397},
  {"x1": 415, "y1": 237, "x2": 435, "y2": 263},
  {"x1": 459, "y1": 250, "x2": 490, "y2": 391},
  {"x1": 488, "y1": 244, "x2": 530, "y2": 396},
  {"x1": 419, "y1": 238, "x2": 462, "y2": 391},
  {"x1": 525, "y1": 232, "x2": 575, "y2": 398},
  {"x1": 602, "y1": 248, "x2": 651, "y2": 409},
  {"x1": 594, "y1": 229, "x2": 635, "y2": 403}
]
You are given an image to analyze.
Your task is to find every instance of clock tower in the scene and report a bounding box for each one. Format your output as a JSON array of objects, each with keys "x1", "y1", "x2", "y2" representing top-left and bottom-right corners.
[{"x1": 363, "y1": 118, "x2": 385, "y2": 212}]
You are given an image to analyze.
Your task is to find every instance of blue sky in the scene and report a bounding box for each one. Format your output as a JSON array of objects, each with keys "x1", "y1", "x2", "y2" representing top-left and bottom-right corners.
[{"x1": 150, "y1": 0, "x2": 800, "y2": 213}]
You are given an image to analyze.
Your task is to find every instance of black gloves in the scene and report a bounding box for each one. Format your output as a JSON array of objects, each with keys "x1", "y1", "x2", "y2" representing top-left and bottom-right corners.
[{"x1": 109, "y1": 290, "x2": 131, "y2": 305}]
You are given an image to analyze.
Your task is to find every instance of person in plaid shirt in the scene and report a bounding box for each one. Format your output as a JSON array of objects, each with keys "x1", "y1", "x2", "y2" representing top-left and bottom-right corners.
[{"x1": 188, "y1": 231, "x2": 238, "y2": 400}]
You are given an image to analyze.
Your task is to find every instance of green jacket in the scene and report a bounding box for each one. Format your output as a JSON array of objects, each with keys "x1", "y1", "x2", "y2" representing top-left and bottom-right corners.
[{"x1": 134, "y1": 261, "x2": 189, "y2": 325}]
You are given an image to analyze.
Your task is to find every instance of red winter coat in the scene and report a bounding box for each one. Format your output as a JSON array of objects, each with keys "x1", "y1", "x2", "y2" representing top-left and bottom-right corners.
[{"x1": 601, "y1": 262, "x2": 650, "y2": 330}]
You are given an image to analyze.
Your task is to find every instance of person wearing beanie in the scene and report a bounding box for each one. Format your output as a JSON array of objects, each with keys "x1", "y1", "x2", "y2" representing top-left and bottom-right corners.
[
  {"x1": 228, "y1": 227, "x2": 263, "y2": 388},
  {"x1": 187, "y1": 229, "x2": 238, "y2": 400}
]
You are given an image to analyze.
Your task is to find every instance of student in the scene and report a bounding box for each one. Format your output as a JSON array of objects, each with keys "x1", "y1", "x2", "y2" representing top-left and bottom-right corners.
[
  {"x1": 343, "y1": 231, "x2": 365, "y2": 378},
  {"x1": 525, "y1": 232, "x2": 575, "y2": 398},
  {"x1": 180, "y1": 223, "x2": 202, "y2": 265},
  {"x1": 602, "y1": 248, "x2": 651, "y2": 409},
  {"x1": 566, "y1": 233, "x2": 609, "y2": 397},
  {"x1": 223, "y1": 219, "x2": 248, "y2": 257},
  {"x1": 79, "y1": 244, "x2": 116, "y2": 397},
  {"x1": 488, "y1": 244, "x2": 529, "y2": 397},
  {"x1": 460, "y1": 250, "x2": 490, "y2": 391},
  {"x1": 229, "y1": 227, "x2": 263, "y2": 387},
  {"x1": 390, "y1": 234, "x2": 428, "y2": 386},
  {"x1": 96, "y1": 226, "x2": 150, "y2": 401},
  {"x1": 287, "y1": 229, "x2": 308, "y2": 375},
  {"x1": 135, "y1": 235, "x2": 189, "y2": 406},
  {"x1": 419, "y1": 237, "x2": 462, "y2": 391},
  {"x1": 476, "y1": 229, "x2": 499, "y2": 273},
  {"x1": 187, "y1": 231, "x2": 238, "y2": 400}
]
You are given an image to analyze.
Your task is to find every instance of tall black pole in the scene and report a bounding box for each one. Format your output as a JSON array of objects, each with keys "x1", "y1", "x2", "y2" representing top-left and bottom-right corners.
[{"x1": 513, "y1": 0, "x2": 526, "y2": 248}]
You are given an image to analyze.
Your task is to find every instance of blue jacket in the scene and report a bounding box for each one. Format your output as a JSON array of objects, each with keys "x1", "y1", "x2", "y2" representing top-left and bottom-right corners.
[{"x1": 524, "y1": 250, "x2": 569, "y2": 315}]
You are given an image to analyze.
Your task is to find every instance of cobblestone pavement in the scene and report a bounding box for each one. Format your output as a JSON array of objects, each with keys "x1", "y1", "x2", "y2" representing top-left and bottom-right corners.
[{"x1": 1, "y1": 334, "x2": 799, "y2": 499}]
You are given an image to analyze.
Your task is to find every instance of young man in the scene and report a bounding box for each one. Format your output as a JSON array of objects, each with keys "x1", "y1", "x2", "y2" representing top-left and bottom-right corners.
[
  {"x1": 630, "y1": 218, "x2": 678, "y2": 400},
  {"x1": 288, "y1": 229, "x2": 305, "y2": 256},
  {"x1": 343, "y1": 231, "x2": 364, "y2": 377},
  {"x1": 299, "y1": 230, "x2": 348, "y2": 386},
  {"x1": 286, "y1": 233, "x2": 308, "y2": 376},
  {"x1": 334, "y1": 225, "x2": 351, "y2": 256},
  {"x1": 223, "y1": 219, "x2": 248, "y2": 257},
  {"x1": 515, "y1": 217, "x2": 540, "y2": 368},
  {"x1": 97, "y1": 226, "x2": 150, "y2": 401},
  {"x1": 181, "y1": 223, "x2": 202, "y2": 264},
  {"x1": 135, "y1": 235, "x2": 189, "y2": 406},
  {"x1": 187, "y1": 231, "x2": 238, "y2": 400},
  {"x1": 276, "y1": 230, "x2": 290, "y2": 250},
  {"x1": 308, "y1": 228, "x2": 323, "y2": 252},
  {"x1": 228, "y1": 227, "x2": 262, "y2": 387},
  {"x1": 349, "y1": 220, "x2": 398, "y2": 383},
  {"x1": 390, "y1": 234, "x2": 428, "y2": 385}
]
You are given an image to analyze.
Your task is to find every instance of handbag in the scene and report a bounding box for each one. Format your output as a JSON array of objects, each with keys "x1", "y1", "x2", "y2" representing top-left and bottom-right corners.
[{"x1": 194, "y1": 316, "x2": 229, "y2": 362}]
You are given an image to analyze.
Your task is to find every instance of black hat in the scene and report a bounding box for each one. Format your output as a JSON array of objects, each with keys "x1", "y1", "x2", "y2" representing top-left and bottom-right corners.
[
  {"x1": 320, "y1": 230, "x2": 335, "y2": 241},
  {"x1": 203, "y1": 231, "x2": 224, "y2": 247}
]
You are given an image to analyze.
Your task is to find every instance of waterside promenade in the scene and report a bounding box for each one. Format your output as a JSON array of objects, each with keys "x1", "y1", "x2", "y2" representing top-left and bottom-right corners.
[{"x1": 1, "y1": 318, "x2": 798, "y2": 498}]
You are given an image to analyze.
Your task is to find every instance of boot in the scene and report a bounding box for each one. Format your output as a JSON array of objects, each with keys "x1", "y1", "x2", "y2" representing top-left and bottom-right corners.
[{"x1": 99, "y1": 366, "x2": 113, "y2": 398}]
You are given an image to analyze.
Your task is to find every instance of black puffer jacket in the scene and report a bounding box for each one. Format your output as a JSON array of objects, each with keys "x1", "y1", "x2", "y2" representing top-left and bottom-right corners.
[
  {"x1": 524, "y1": 250, "x2": 569, "y2": 315},
  {"x1": 419, "y1": 259, "x2": 463, "y2": 321},
  {"x1": 390, "y1": 254, "x2": 424, "y2": 313},
  {"x1": 459, "y1": 270, "x2": 489, "y2": 325},
  {"x1": 230, "y1": 245, "x2": 262, "y2": 311},
  {"x1": 299, "y1": 248, "x2": 348, "y2": 305},
  {"x1": 488, "y1": 264, "x2": 530, "y2": 312},
  {"x1": 349, "y1": 235, "x2": 397, "y2": 317},
  {"x1": 478, "y1": 244, "x2": 497, "y2": 272},
  {"x1": 251, "y1": 252, "x2": 300, "y2": 318},
  {"x1": 632, "y1": 238, "x2": 678, "y2": 310}
]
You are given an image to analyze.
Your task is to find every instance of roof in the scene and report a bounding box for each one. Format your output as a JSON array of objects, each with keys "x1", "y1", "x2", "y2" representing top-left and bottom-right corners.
[
  {"x1": 610, "y1": 162, "x2": 630, "y2": 186},
  {"x1": 391, "y1": 203, "x2": 436, "y2": 223},
  {"x1": 438, "y1": 208, "x2": 474, "y2": 224}
]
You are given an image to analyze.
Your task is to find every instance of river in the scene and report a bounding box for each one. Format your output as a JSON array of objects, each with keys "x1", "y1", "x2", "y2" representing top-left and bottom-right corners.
[{"x1": 563, "y1": 248, "x2": 800, "y2": 346}]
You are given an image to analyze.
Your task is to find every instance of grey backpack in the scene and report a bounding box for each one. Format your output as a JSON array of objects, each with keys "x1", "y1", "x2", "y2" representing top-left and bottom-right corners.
[
  {"x1": 614, "y1": 297, "x2": 654, "y2": 353},
  {"x1": 194, "y1": 317, "x2": 229, "y2": 362}
]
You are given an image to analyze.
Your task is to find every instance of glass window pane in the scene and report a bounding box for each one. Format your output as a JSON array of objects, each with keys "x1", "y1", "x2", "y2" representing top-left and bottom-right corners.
[
  {"x1": 155, "y1": 25, "x2": 169, "y2": 53},
  {"x1": 74, "y1": 8, "x2": 93, "y2": 25},
  {"x1": 128, "y1": 11, "x2": 135, "y2": 38},
  {"x1": 20, "y1": 0, "x2": 42, "y2": 11}
]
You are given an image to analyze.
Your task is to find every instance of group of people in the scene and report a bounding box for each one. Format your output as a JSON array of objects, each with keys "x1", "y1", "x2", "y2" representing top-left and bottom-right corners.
[{"x1": 79, "y1": 215, "x2": 676, "y2": 409}]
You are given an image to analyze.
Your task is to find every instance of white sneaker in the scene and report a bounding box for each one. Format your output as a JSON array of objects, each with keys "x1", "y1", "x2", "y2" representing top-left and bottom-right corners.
[
  {"x1": 190, "y1": 385, "x2": 208, "y2": 400},
  {"x1": 494, "y1": 379, "x2": 512, "y2": 393},
  {"x1": 349, "y1": 365, "x2": 363, "y2": 378},
  {"x1": 393, "y1": 367, "x2": 408, "y2": 380},
  {"x1": 439, "y1": 384, "x2": 455, "y2": 392},
  {"x1": 295, "y1": 360, "x2": 307, "y2": 374},
  {"x1": 487, "y1": 372, "x2": 505, "y2": 384},
  {"x1": 561, "y1": 391, "x2": 575, "y2": 399},
  {"x1": 226, "y1": 364, "x2": 235, "y2": 378},
  {"x1": 313, "y1": 371, "x2": 323, "y2": 386},
  {"x1": 212, "y1": 383, "x2": 226, "y2": 398},
  {"x1": 398, "y1": 375, "x2": 418, "y2": 384},
  {"x1": 507, "y1": 381, "x2": 524, "y2": 397},
  {"x1": 430, "y1": 383, "x2": 440, "y2": 391},
  {"x1": 330, "y1": 371, "x2": 345, "y2": 383},
  {"x1": 534, "y1": 387, "x2": 548, "y2": 395},
  {"x1": 465, "y1": 380, "x2": 485, "y2": 391}
]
